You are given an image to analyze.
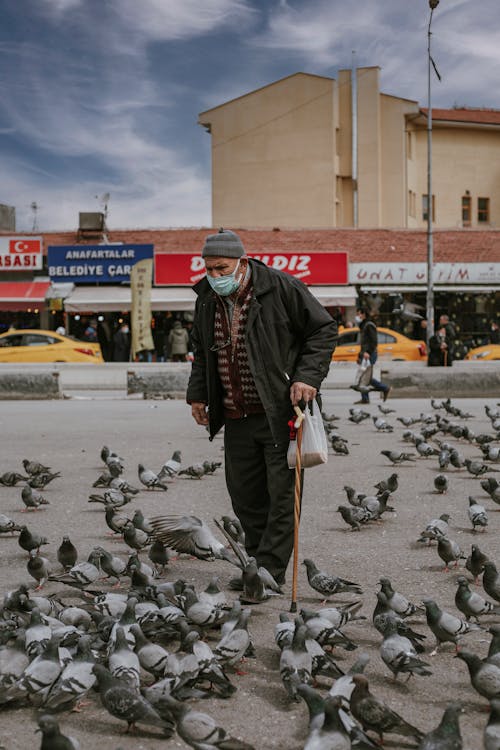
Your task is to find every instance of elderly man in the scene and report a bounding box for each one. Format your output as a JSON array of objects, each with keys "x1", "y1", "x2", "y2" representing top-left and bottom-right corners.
[{"x1": 186, "y1": 229, "x2": 337, "y2": 587}]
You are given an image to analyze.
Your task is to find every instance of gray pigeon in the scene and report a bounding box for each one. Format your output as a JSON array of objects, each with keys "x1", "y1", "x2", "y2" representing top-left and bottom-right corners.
[
  {"x1": 337, "y1": 504, "x2": 372, "y2": 530},
  {"x1": 434, "y1": 474, "x2": 449, "y2": 494},
  {"x1": 483, "y1": 561, "x2": 500, "y2": 603},
  {"x1": 279, "y1": 621, "x2": 313, "y2": 700},
  {"x1": 466, "y1": 544, "x2": 490, "y2": 584},
  {"x1": 349, "y1": 674, "x2": 423, "y2": 744},
  {"x1": 27, "y1": 551, "x2": 51, "y2": 590},
  {"x1": 157, "y1": 449, "x2": 182, "y2": 480},
  {"x1": 0, "y1": 471, "x2": 28, "y2": 486},
  {"x1": 372, "y1": 416, "x2": 393, "y2": 432},
  {"x1": 165, "y1": 696, "x2": 255, "y2": 750},
  {"x1": 378, "y1": 615, "x2": 432, "y2": 681},
  {"x1": 437, "y1": 537, "x2": 465, "y2": 572},
  {"x1": 418, "y1": 702, "x2": 463, "y2": 750},
  {"x1": 465, "y1": 458, "x2": 497, "y2": 477},
  {"x1": 468, "y1": 496, "x2": 488, "y2": 532},
  {"x1": 57, "y1": 537, "x2": 78, "y2": 571},
  {"x1": 380, "y1": 450, "x2": 416, "y2": 464},
  {"x1": 418, "y1": 514, "x2": 450, "y2": 545},
  {"x1": 214, "y1": 608, "x2": 251, "y2": 668},
  {"x1": 378, "y1": 577, "x2": 420, "y2": 618},
  {"x1": 360, "y1": 490, "x2": 393, "y2": 520},
  {"x1": 178, "y1": 463, "x2": 206, "y2": 479},
  {"x1": 455, "y1": 576, "x2": 499, "y2": 621},
  {"x1": 108, "y1": 626, "x2": 141, "y2": 689},
  {"x1": 455, "y1": 650, "x2": 500, "y2": 700},
  {"x1": 23, "y1": 459, "x2": 51, "y2": 476},
  {"x1": 36, "y1": 715, "x2": 80, "y2": 750},
  {"x1": 138, "y1": 463, "x2": 168, "y2": 490},
  {"x1": 21, "y1": 484, "x2": 49, "y2": 511},
  {"x1": 14, "y1": 635, "x2": 62, "y2": 706},
  {"x1": 18, "y1": 525, "x2": 49, "y2": 555},
  {"x1": 43, "y1": 635, "x2": 96, "y2": 711},
  {"x1": 303, "y1": 559, "x2": 363, "y2": 599},
  {"x1": 303, "y1": 695, "x2": 352, "y2": 750},
  {"x1": 150, "y1": 514, "x2": 228, "y2": 560},
  {"x1": 92, "y1": 664, "x2": 174, "y2": 736},
  {"x1": 0, "y1": 513, "x2": 21, "y2": 535},
  {"x1": 423, "y1": 598, "x2": 478, "y2": 655}
]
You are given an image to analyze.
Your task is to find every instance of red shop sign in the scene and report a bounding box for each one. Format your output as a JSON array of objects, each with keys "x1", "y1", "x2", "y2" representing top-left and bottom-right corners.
[{"x1": 155, "y1": 251, "x2": 348, "y2": 286}]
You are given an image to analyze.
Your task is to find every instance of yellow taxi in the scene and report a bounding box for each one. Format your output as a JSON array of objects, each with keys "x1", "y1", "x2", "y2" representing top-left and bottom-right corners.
[
  {"x1": 0, "y1": 329, "x2": 103, "y2": 363},
  {"x1": 464, "y1": 344, "x2": 500, "y2": 361},
  {"x1": 332, "y1": 326, "x2": 427, "y2": 362}
]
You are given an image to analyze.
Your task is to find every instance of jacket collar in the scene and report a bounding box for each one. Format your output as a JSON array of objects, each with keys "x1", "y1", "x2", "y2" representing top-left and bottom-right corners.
[{"x1": 192, "y1": 258, "x2": 274, "y2": 300}]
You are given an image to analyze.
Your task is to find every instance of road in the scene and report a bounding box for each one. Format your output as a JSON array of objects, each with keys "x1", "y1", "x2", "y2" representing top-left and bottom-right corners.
[{"x1": 0, "y1": 391, "x2": 499, "y2": 749}]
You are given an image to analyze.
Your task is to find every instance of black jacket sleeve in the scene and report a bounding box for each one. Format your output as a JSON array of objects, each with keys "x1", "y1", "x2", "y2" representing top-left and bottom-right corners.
[{"x1": 186, "y1": 298, "x2": 208, "y2": 404}]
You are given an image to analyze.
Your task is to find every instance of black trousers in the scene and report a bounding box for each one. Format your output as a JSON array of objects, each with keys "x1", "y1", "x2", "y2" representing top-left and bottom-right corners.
[{"x1": 224, "y1": 413, "x2": 300, "y2": 583}]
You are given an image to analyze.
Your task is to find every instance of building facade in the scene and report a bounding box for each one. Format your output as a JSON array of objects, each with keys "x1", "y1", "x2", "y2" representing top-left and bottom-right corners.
[{"x1": 199, "y1": 68, "x2": 500, "y2": 231}]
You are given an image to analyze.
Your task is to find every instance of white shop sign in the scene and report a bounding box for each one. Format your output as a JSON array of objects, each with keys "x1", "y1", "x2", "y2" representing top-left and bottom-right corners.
[{"x1": 350, "y1": 263, "x2": 500, "y2": 285}]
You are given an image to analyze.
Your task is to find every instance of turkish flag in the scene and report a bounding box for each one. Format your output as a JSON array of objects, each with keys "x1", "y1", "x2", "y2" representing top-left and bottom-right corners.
[{"x1": 9, "y1": 239, "x2": 41, "y2": 254}]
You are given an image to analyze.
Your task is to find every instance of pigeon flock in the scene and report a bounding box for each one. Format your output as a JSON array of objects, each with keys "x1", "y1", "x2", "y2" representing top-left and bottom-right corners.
[{"x1": 0, "y1": 395, "x2": 500, "y2": 749}]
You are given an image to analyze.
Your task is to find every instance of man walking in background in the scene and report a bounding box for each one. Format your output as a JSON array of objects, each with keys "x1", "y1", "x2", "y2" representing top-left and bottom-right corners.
[
  {"x1": 187, "y1": 229, "x2": 337, "y2": 587},
  {"x1": 354, "y1": 307, "x2": 391, "y2": 404}
]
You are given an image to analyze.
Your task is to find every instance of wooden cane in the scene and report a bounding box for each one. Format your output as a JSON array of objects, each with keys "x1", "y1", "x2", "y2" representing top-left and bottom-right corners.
[{"x1": 290, "y1": 405, "x2": 304, "y2": 613}]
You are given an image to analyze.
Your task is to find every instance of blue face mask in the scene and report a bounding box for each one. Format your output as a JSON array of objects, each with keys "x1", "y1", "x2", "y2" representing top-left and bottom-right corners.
[{"x1": 207, "y1": 260, "x2": 243, "y2": 297}]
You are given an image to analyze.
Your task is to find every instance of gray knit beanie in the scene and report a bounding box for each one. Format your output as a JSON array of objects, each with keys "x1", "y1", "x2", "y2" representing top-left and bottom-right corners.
[{"x1": 201, "y1": 228, "x2": 245, "y2": 259}]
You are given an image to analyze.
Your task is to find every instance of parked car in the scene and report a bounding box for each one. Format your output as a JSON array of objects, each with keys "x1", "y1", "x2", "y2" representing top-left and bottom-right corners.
[
  {"x1": 332, "y1": 326, "x2": 427, "y2": 362},
  {"x1": 464, "y1": 344, "x2": 500, "y2": 361},
  {"x1": 0, "y1": 329, "x2": 103, "y2": 363}
]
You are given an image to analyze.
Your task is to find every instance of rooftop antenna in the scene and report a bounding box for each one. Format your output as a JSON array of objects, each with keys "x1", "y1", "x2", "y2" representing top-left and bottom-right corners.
[
  {"x1": 95, "y1": 192, "x2": 110, "y2": 243},
  {"x1": 30, "y1": 201, "x2": 39, "y2": 232}
]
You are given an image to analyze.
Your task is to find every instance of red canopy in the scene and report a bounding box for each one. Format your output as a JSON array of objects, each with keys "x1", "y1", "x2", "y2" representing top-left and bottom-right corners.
[{"x1": 0, "y1": 281, "x2": 51, "y2": 311}]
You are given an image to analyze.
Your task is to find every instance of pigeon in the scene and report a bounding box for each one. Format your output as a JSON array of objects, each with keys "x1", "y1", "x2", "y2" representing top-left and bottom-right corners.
[
  {"x1": 481, "y1": 479, "x2": 500, "y2": 506},
  {"x1": 485, "y1": 698, "x2": 500, "y2": 750},
  {"x1": 437, "y1": 537, "x2": 465, "y2": 572},
  {"x1": 438, "y1": 450, "x2": 451, "y2": 470},
  {"x1": 300, "y1": 609, "x2": 357, "y2": 651},
  {"x1": 378, "y1": 404, "x2": 395, "y2": 415},
  {"x1": 372, "y1": 416, "x2": 393, "y2": 432},
  {"x1": 157, "y1": 449, "x2": 182, "y2": 480},
  {"x1": 202, "y1": 459, "x2": 222, "y2": 475},
  {"x1": 465, "y1": 459, "x2": 497, "y2": 477},
  {"x1": 43, "y1": 635, "x2": 96, "y2": 711},
  {"x1": 132, "y1": 508, "x2": 154, "y2": 535},
  {"x1": 296, "y1": 683, "x2": 327, "y2": 733},
  {"x1": 380, "y1": 450, "x2": 416, "y2": 464},
  {"x1": 378, "y1": 577, "x2": 421, "y2": 618},
  {"x1": 165, "y1": 696, "x2": 255, "y2": 750},
  {"x1": 418, "y1": 514, "x2": 451, "y2": 544},
  {"x1": 303, "y1": 559, "x2": 363, "y2": 600},
  {"x1": 349, "y1": 674, "x2": 424, "y2": 743},
  {"x1": 343, "y1": 485, "x2": 365, "y2": 507},
  {"x1": 122, "y1": 521, "x2": 150, "y2": 552},
  {"x1": 88, "y1": 488, "x2": 133, "y2": 508},
  {"x1": 18, "y1": 526, "x2": 49, "y2": 555},
  {"x1": 220, "y1": 515, "x2": 245, "y2": 545},
  {"x1": 466, "y1": 544, "x2": 490, "y2": 584},
  {"x1": 148, "y1": 539, "x2": 170, "y2": 575},
  {"x1": 110, "y1": 477, "x2": 140, "y2": 495},
  {"x1": 359, "y1": 490, "x2": 393, "y2": 520},
  {"x1": 455, "y1": 650, "x2": 500, "y2": 701},
  {"x1": 483, "y1": 561, "x2": 500, "y2": 603},
  {"x1": 27, "y1": 551, "x2": 51, "y2": 590},
  {"x1": 374, "y1": 473, "x2": 399, "y2": 494},
  {"x1": 378, "y1": 615, "x2": 432, "y2": 681},
  {"x1": 137, "y1": 463, "x2": 169, "y2": 489},
  {"x1": 36, "y1": 714, "x2": 80, "y2": 750},
  {"x1": 48, "y1": 552, "x2": 101, "y2": 590},
  {"x1": 373, "y1": 604, "x2": 427, "y2": 654},
  {"x1": 468, "y1": 496, "x2": 488, "y2": 532},
  {"x1": 349, "y1": 409, "x2": 371, "y2": 424},
  {"x1": 14, "y1": 635, "x2": 63, "y2": 706},
  {"x1": 337, "y1": 504, "x2": 372, "y2": 530},
  {"x1": 104, "y1": 504, "x2": 131, "y2": 535},
  {"x1": 423, "y1": 598, "x2": 478, "y2": 655},
  {"x1": 57, "y1": 537, "x2": 78, "y2": 571},
  {"x1": 129, "y1": 624, "x2": 170, "y2": 679},
  {"x1": 92, "y1": 664, "x2": 174, "y2": 736},
  {"x1": 108, "y1": 626, "x2": 141, "y2": 689},
  {"x1": 279, "y1": 621, "x2": 313, "y2": 700},
  {"x1": 150, "y1": 514, "x2": 229, "y2": 560},
  {"x1": 434, "y1": 474, "x2": 449, "y2": 494},
  {"x1": 0, "y1": 471, "x2": 28, "y2": 486},
  {"x1": 303, "y1": 695, "x2": 352, "y2": 750},
  {"x1": 450, "y1": 450, "x2": 465, "y2": 469},
  {"x1": 28, "y1": 471, "x2": 61, "y2": 489},
  {"x1": 0, "y1": 513, "x2": 21, "y2": 535},
  {"x1": 94, "y1": 546, "x2": 127, "y2": 584},
  {"x1": 179, "y1": 463, "x2": 206, "y2": 479},
  {"x1": 214, "y1": 608, "x2": 251, "y2": 669},
  {"x1": 23, "y1": 459, "x2": 51, "y2": 476},
  {"x1": 415, "y1": 439, "x2": 438, "y2": 458},
  {"x1": 455, "y1": 576, "x2": 499, "y2": 622},
  {"x1": 21, "y1": 484, "x2": 49, "y2": 511},
  {"x1": 418, "y1": 702, "x2": 463, "y2": 750},
  {"x1": 330, "y1": 436, "x2": 350, "y2": 454}
]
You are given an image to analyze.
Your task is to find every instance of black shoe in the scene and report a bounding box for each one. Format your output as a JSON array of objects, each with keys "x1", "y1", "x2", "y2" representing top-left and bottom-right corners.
[{"x1": 382, "y1": 387, "x2": 392, "y2": 403}]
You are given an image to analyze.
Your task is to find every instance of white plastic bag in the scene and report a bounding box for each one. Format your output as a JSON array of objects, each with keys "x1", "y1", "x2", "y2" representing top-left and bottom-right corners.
[
  {"x1": 288, "y1": 399, "x2": 328, "y2": 469},
  {"x1": 353, "y1": 359, "x2": 373, "y2": 392}
]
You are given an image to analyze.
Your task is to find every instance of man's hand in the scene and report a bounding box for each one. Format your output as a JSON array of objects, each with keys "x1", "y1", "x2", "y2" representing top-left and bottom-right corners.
[
  {"x1": 191, "y1": 402, "x2": 209, "y2": 426},
  {"x1": 290, "y1": 382, "x2": 317, "y2": 406}
]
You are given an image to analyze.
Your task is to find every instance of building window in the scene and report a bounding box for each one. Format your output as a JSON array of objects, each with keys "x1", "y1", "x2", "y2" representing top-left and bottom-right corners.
[
  {"x1": 462, "y1": 194, "x2": 471, "y2": 226},
  {"x1": 408, "y1": 190, "x2": 416, "y2": 218},
  {"x1": 478, "y1": 197, "x2": 490, "y2": 223},
  {"x1": 422, "y1": 194, "x2": 435, "y2": 222},
  {"x1": 406, "y1": 131, "x2": 413, "y2": 160}
]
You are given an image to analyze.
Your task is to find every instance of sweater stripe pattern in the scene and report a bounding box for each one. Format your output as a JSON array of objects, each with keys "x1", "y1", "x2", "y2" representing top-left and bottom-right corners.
[{"x1": 213, "y1": 277, "x2": 263, "y2": 417}]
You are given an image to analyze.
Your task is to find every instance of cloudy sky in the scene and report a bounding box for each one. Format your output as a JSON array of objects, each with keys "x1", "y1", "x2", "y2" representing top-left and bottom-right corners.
[{"x1": 1, "y1": 0, "x2": 499, "y2": 231}]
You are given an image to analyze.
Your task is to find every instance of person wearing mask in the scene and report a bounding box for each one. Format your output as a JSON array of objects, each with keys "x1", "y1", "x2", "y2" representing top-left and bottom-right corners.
[
  {"x1": 168, "y1": 320, "x2": 189, "y2": 362},
  {"x1": 428, "y1": 326, "x2": 452, "y2": 366},
  {"x1": 187, "y1": 228, "x2": 337, "y2": 588},
  {"x1": 113, "y1": 322, "x2": 130, "y2": 362},
  {"x1": 354, "y1": 308, "x2": 391, "y2": 404}
]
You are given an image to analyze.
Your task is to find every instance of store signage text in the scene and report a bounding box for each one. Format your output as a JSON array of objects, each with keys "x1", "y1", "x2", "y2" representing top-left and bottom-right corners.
[
  {"x1": 350, "y1": 262, "x2": 500, "y2": 285},
  {"x1": 48, "y1": 244, "x2": 154, "y2": 283},
  {"x1": 0, "y1": 236, "x2": 43, "y2": 270},
  {"x1": 155, "y1": 252, "x2": 349, "y2": 286}
]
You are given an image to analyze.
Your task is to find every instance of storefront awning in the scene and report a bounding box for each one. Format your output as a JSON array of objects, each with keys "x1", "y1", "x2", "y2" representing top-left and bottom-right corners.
[
  {"x1": 0, "y1": 281, "x2": 51, "y2": 311},
  {"x1": 64, "y1": 286, "x2": 198, "y2": 313},
  {"x1": 64, "y1": 284, "x2": 357, "y2": 312},
  {"x1": 309, "y1": 286, "x2": 357, "y2": 306}
]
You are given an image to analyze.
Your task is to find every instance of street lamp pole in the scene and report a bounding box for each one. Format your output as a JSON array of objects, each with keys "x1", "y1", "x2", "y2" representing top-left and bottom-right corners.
[{"x1": 426, "y1": 0, "x2": 440, "y2": 341}]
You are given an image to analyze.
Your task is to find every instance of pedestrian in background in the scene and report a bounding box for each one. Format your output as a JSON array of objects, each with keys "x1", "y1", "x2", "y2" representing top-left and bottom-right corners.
[
  {"x1": 438, "y1": 313, "x2": 456, "y2": 363},
  {"x1": 168, "y1": 320, "x2": 189, "y2": 362},
  {"x1": 490, "y1": 321, "x2": 500, "y2": 344},
  {"x1": 113, "y1": 322, "x2": 130, "y2": 362},
  {"x1": 187, "y1": 228, "x2": 337, "y2": 586},
  {"x1": 428, "y1": 325, "x2": 451, "y2": 366},
  {"x1": 354, "y1": 307, "x2": 391, "y2": 404}
]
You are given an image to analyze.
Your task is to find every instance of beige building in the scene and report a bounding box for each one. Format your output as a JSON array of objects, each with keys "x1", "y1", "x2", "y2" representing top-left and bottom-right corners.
[{"x1": 199, "y1": 68, "x2": 500, "y2": 230}]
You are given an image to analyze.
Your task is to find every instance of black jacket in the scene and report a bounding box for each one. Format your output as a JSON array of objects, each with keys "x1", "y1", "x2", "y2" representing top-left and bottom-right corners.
[
  {"x1": 186, "y1": 259, "x2": 338, "y2": 442},
  {"x1": 359, "y1": 318, "x2": 378, "y2": 356}
]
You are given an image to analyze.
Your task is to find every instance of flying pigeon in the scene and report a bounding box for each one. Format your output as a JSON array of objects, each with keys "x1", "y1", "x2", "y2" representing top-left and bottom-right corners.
[{"x1": 150, "y1": 515, "x2": 229, "y2": 560}]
